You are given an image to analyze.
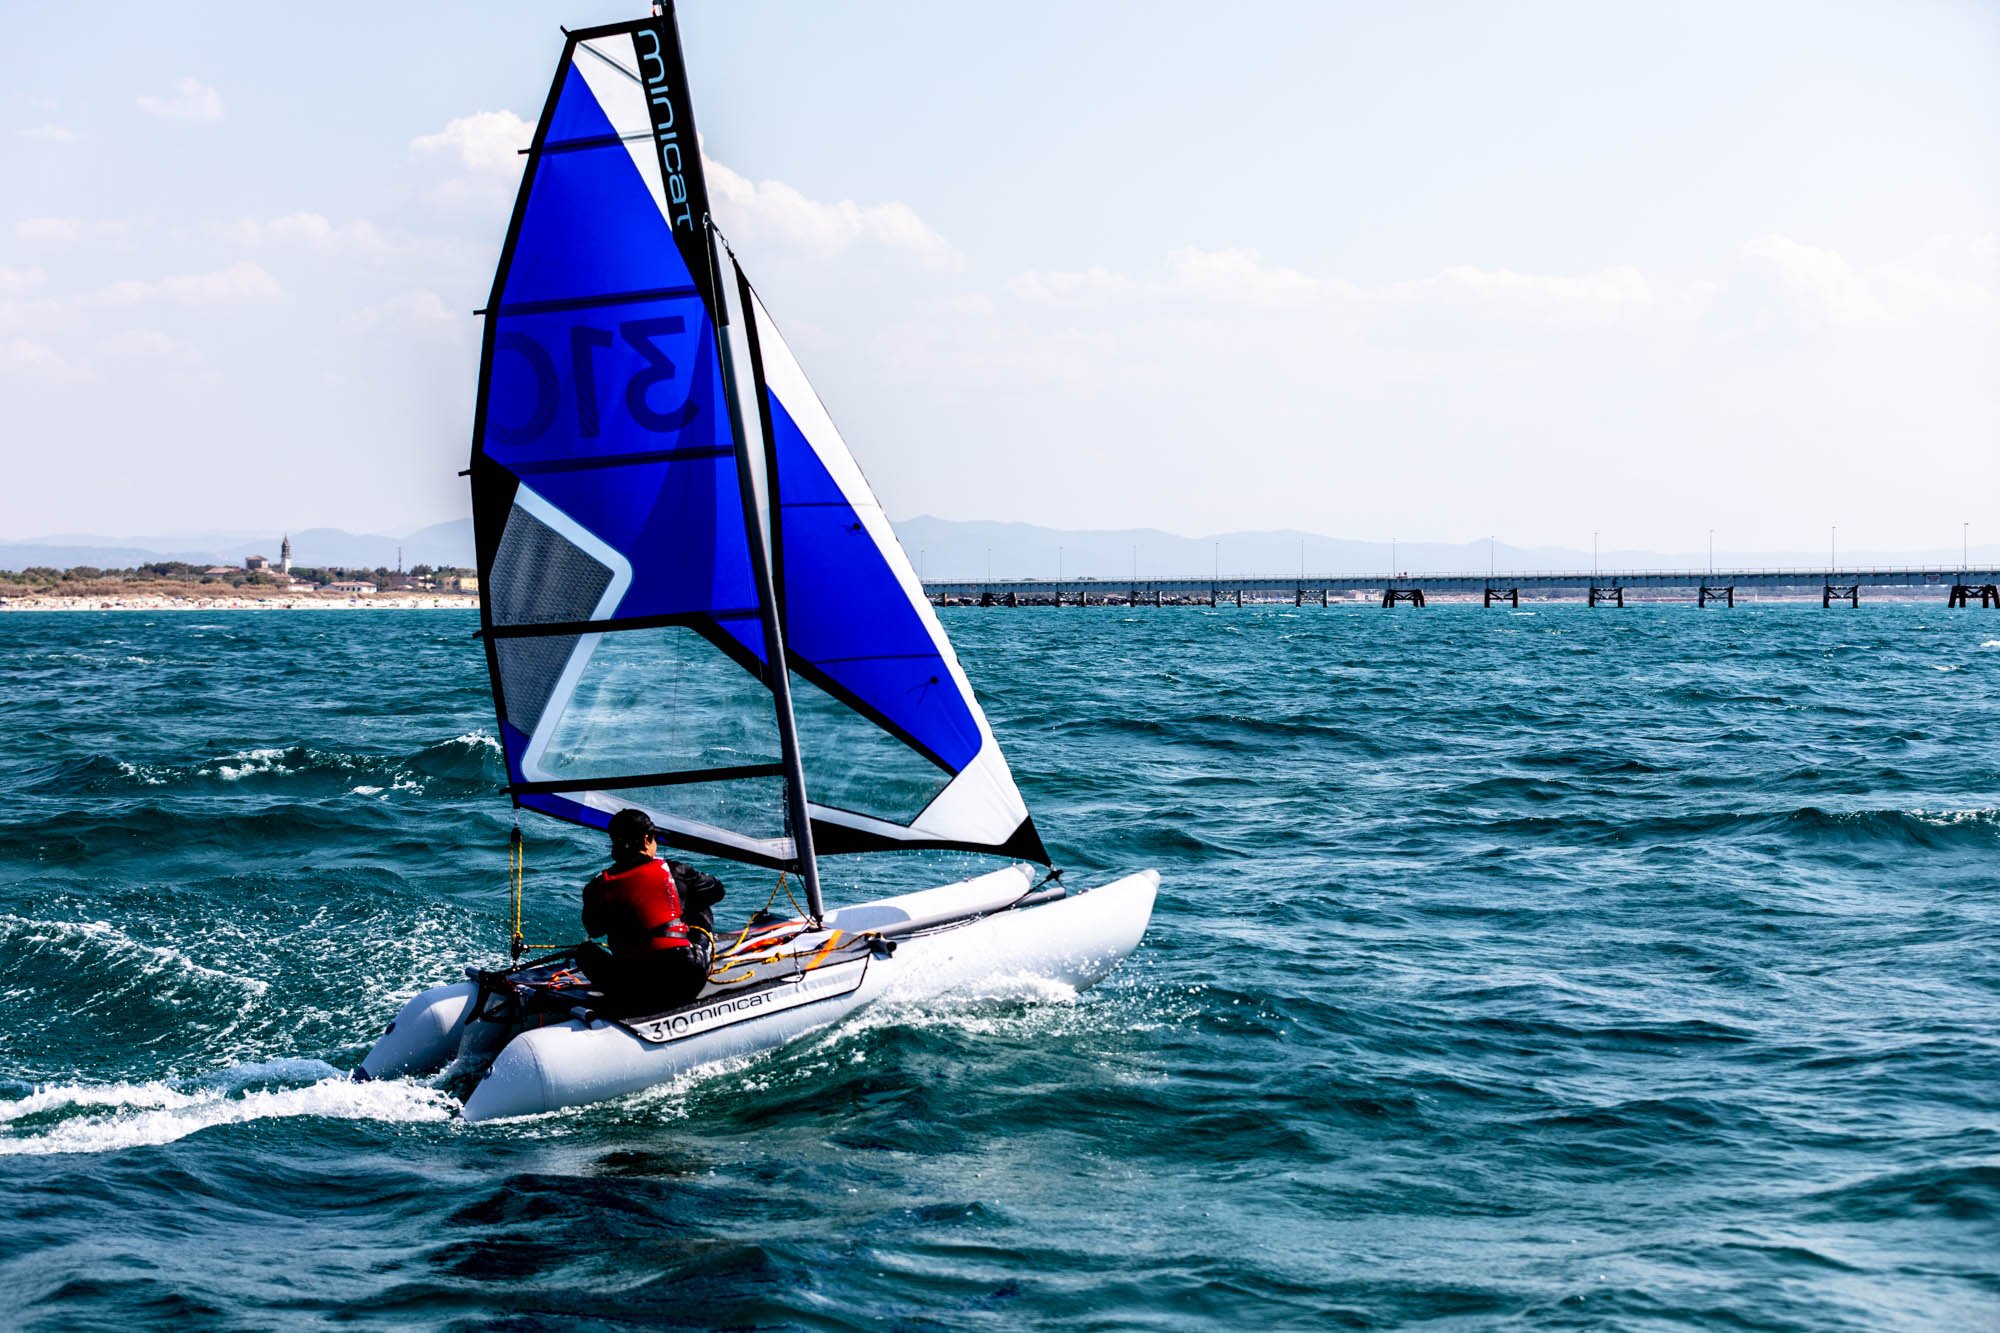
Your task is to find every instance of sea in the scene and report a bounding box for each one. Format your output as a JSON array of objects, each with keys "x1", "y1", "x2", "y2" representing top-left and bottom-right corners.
[{"x1": 0, "y1": 605, "x2": 1994, "y2": 1330}]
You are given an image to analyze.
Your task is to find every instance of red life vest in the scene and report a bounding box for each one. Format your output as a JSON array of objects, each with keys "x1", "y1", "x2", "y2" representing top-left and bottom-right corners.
[{"x1": 583, "y1": 858, "x2": 689, "y2": 956}]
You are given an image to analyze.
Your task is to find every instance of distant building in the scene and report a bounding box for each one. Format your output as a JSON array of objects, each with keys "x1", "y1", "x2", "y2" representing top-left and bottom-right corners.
[
  {"x1": 445, "y1": 574, "x2": 480, "y2": 593},
  {"x1": 202, "y1": 566, "x2": 235, "y2": 577},
  {"x1": 325, "y1": 581, "x2": 378, "y2": 596},
  {"x1": 280, "y1": 535, "x2": 292, "y2": 574},
  {"x1": 245, "y1": 554, "x2": 271, "y2": 572}
]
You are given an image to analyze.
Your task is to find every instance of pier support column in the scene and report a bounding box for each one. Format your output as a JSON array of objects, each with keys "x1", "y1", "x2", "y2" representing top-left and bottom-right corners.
[
  {"x1": 1947, "y1": 583, "x2": 1998, "y2": 608},
  {"x1": 1382, "y1": 589, "x2": 1425, "y2": 609},
  {"x1": 1588, "y1": 585, "x2": 1624, "y2": 608},
  {"x1": 1698, "y1": 585, "x2": 1734, "y2": 608},
  {"x1": 1234, "y1": 588, "x2": 1243, "y2": 608},
  {"x1": 1483, "y1": 586, "x2": 1518, "y2": 607},
  {"x1": 1823, "y1": 583, "x2": 1859, "y2": 608},
  {"x1": 1320, "y1": 588, "x2": 1328, "y2": 608}
]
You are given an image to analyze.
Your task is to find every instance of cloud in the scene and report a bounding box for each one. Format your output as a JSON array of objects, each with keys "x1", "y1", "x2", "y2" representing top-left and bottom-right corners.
[
  {"x1": 15, "y1": 124, "x2": 79, "y2": 143},
  {"x1": 352, "y1": 288, "x2": 459, "y2": 334},
  {"x1": 137, "y1": 77, "x2": 223, "y2": 122},
  {"x1": 223, "y1": 212, "x2": 393, "y2": 255},
  {"x1": 410, "y1": 110, "x2": 530, "y2": 207},
  {"x1": 1740, "y1": 234, "x2": 1880, "y2": 325},
  {"x1": 103, "y1": 329, "x2": 201, "y2": 364},
  {"x1": 0, "y1": 266, "x2": 46, "y2": 298},
  {"x1": 0, "y1": 337, "x2": 86, "y2": 382},
  {"x1": 93, "y1": 260, "x2": 284, "y2": 307},
  {"x1": 14, "y1": 216, "x2": 136, "y2": 248},
  {"x1": 1016, "y1": 246, "x2": 1660, "y2": 327},
  {"x1": 705, "y1": 157, "x2": 963, "y2": 270}
]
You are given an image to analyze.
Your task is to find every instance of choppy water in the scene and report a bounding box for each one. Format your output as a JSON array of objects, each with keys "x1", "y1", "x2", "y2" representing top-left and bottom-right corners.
[{"x1": 1, "y1": 606, "x2": 1995, "y2": 1329}]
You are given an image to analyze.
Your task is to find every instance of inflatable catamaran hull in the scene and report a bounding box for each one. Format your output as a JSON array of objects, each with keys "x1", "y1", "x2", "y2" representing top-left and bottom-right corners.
[{"x1": 359, "y1": 867, "x2": 1157, "y2": 1121}]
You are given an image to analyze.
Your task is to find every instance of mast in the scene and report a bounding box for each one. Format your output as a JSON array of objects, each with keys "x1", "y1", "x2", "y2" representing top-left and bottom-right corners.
[{"x1": 708, "y1": 223, "x2": 824, "y2": 923}]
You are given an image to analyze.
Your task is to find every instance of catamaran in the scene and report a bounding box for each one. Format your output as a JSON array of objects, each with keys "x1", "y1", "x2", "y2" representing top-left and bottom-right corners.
[{"x1": 357, "y1": 5, "x2": 1157, "y2": 1120}]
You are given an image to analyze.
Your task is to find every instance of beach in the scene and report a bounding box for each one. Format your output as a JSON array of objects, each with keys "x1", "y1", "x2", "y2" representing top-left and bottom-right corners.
[{"x1": 0, "y1": 593, "x2": 479, "y2": 612}]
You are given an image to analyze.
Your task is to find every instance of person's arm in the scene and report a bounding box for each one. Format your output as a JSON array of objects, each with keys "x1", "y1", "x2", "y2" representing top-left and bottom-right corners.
[
  {"x1": 667, "y1": 860, "x2": 726, "y2": 910},
  {"x1": 580, "y1": 876, "x2": 608, "y2": 938}
]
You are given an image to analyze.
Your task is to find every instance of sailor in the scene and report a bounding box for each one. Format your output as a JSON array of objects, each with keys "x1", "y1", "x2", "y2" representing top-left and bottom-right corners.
[{"x1": 575, "y1": 808, "x2": 725, "y2": 1016}]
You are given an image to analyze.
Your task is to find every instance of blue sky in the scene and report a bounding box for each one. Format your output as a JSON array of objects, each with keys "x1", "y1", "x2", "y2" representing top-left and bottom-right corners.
[{"x1": 2, "y1": 1, "x2": 1994, "y2": 555}]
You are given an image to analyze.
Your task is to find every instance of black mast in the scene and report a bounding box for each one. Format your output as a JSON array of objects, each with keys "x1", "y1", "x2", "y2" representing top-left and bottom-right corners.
[{"x1": 644, "y1": 2, "x2": 824, "y2": 923}]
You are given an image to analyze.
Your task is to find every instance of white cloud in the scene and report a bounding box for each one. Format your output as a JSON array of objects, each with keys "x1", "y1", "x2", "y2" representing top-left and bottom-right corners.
[
  {"x1": 0, "y1": 266, "x2": 46, "y2": 298},
  {"x1": 353, "y1": 288, "x2": 458, "y2": 333},
  {"x1": 103, "y1": 329, "x2": 201, "y2": 364},
  {"x1": 410, "y1": 110, "x2": 529, "y2": 207},
  {"x1": 705, "y1": 157, "x2": 963, "y2": 270},
  {"x1": 223, "y1": 212, "x2": 393, "y2": 255},
  {"x1": 14, "y1": 216, "x2": 137, "y2": 248},
  {"x1": 15, "y1": 124, "x2": 78, "y2": 143},
  {"x1": 137, "y1": 77, "x2": 223, "y2": 122},
  {"x1": 412, "y1": 109, "x2": 531, "y2": 172},
  {"x1": 0, "y1": 337, "x2": 86, "y2": 382},
  {"x1": 93, "y1": 260, "x2": 285, "y2": 307},
  {"x1": 1016, "y1": 247, "x2": 1651, "y2": 325},
  {"x1": 1740, "y1": 234, "x2": 1880, "y2": 325}
]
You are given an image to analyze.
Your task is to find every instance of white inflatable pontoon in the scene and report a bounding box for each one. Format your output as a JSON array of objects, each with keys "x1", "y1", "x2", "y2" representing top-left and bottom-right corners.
[{"x1": 358, "y1": 865, "x2": 1156, "y2": 1121}]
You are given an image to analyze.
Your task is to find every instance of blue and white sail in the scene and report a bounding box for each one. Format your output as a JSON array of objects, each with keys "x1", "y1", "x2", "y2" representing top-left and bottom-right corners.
[
  {"x1": 471, "y1": 16, "x2": 794, "y2": 866},
  {"x1": 734, "y1": 263, "x2": 1046, "y2": 863},
  {"x1": 470, "y1": 10, "x2": 1044, "y2": 874}
]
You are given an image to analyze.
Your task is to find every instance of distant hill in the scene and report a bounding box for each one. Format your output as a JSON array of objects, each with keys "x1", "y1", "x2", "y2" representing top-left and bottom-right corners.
[
  {"x1": 0, "y1": 521, "x2": 476, "y2": 572},
  {"x1": 1, "y1": 515, "x2": 1989, "y2": 577}
]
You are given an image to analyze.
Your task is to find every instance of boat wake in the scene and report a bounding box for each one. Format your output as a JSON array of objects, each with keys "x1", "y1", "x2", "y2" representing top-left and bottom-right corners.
[{"x1": 0, "y1": 1057, "x2": 455, "y2": 1156}]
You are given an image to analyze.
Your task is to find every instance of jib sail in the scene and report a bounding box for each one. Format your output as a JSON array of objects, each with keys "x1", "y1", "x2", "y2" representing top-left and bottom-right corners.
[{"x1": 733, "y1": 259, "x2": 1047, "y2": 863}]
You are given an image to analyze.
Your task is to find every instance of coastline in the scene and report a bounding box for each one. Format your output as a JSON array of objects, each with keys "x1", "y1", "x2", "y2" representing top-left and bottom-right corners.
[{"x1": 0, "y1": 594, "x2": 479, "y2": 612}]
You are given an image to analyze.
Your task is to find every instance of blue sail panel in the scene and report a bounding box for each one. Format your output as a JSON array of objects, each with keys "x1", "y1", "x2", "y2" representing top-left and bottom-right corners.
[{"x1": 769, "y1": 409, "x2": 979, "y2": 770}]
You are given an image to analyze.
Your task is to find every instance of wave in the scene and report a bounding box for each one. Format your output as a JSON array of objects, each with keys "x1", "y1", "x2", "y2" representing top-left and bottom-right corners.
[
  {"x1": 27, "y1": 732, "x2": 506, "y2": 800},
  {"x1": 0, "y1": 1059, "x2": 456, "y2": 1156}
]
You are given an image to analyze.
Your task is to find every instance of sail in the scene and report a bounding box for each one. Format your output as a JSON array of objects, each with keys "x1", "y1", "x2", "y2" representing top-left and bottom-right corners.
[
  {"x1": 734, "y1": 262, "x2": 1048, "y2": 862},
  {"x1": 470, "y1": 16, "x2": 799, "y2": 866}
]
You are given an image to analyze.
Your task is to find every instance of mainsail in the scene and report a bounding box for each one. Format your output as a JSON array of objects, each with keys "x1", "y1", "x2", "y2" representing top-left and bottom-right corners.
[{"x1": 470, "y1": 8, "x2": 1045, "y2": 900}]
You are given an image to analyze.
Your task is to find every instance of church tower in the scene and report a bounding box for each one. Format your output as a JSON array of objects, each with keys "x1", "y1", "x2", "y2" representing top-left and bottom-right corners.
[{"x1": 280, "y1": 534, "x2": 292, "y2": 574}]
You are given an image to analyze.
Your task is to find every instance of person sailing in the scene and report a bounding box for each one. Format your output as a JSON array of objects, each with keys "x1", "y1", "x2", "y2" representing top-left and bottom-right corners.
[{"x1": 575, "y1": 808, "x2": 726, "y2": 1017}]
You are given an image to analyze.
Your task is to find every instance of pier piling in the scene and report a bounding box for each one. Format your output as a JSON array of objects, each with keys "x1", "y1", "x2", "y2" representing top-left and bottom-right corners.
[
  {"x1": 1483, "y1": 586, "x2": 1518, "y2": 608},
  {"x1": 1588, "y1": 585, "x2": 1624, "y2": 608},
  {"x1": 1947, "y1": 583, "x2": 1999, "y2": 608},
  {"x1": 1823, "y1": 583, "x2": 1859, "y2": 608},
  {"x1": 1698, "y1": 585, "x2": 1734, "y2": 608},
  {"x1": 1381, "y1": 588, "x2": 1426, "y2": 608}
]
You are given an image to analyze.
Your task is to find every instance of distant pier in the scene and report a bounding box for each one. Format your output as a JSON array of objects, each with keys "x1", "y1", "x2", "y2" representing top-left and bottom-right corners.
[{"x1": 927, "y1": 567, "x2": 2000, "y2": 608}]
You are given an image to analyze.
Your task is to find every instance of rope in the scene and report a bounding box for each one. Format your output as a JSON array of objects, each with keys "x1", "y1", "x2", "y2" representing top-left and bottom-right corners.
[
  {"x1": 507, "y1": 825, "x2": 577, "y2": 960},
  {"x1": 508, "y1": 824, "x2": 524, "y2": 961}
]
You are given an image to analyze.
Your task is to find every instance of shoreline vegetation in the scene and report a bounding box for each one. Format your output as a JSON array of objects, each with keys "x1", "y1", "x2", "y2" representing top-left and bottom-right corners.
[
  {"x1": 2, "y1": 592, "x2": 478, "y2": 611},
  {"x1": 0, "y1": 561, "x2": 479, "y2": 612}
]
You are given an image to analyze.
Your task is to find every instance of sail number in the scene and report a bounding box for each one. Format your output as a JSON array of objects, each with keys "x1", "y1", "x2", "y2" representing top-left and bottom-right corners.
[{"x1": 491, "y1": 317, "x2": 696, "y2": 447}]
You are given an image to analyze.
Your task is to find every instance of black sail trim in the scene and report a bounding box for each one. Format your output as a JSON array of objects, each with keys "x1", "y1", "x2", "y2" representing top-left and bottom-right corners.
[
  {"x1": 484, "y1": 609, "x2": 761, "y2": 639},
  {"x1": 508, "y1": 446, "x2": 733, "y2": 476},
  {"x1": 494, "y1": 284, "x2": 699, "y2": 317},
  {"x1": 470, "y1": 25, "x2": 577, "y2": 811},
  {"x1": 510, "y1": 763, "x2": 786, "y2": 796},
  {"x1": 809, "y1": 814, "x2": 1051, "y2": 865}
]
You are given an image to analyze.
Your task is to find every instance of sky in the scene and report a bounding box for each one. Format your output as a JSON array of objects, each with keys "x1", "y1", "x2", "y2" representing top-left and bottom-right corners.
[{"x1": 1, "y1": 0, "x2": 1995, "y2": 556}]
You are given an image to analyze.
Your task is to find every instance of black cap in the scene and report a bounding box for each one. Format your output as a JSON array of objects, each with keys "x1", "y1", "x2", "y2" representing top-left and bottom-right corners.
[{"x1": 608, "y1": 808, "x2": 658, "y2": 852}]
